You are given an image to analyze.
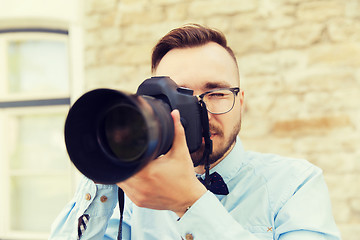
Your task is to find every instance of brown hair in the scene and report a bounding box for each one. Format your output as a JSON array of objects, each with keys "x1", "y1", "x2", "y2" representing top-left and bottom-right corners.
[{"x1": 151, "y1": 24, "x2": 238, "y2": 74}]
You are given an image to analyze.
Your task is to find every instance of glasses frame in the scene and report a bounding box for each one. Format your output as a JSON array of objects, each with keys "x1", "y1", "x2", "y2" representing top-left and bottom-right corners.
[{"x1": 197, "y1": 87, "x2": 240, "y2": 115}]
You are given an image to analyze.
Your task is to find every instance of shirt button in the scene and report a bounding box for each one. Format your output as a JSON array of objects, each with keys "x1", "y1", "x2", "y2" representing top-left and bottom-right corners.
[
  {"x1": 100, "y1": 195, "x2": 108, "y2": 203},
  {"x1": 185, "y1": 233, "x2": 194, "y2": 240},
  {"x1": 85, "y1": 193, "x2": 91, "y2": 201}
]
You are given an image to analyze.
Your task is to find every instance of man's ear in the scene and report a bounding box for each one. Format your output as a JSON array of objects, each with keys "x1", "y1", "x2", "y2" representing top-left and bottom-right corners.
[{"x1": 239, "y1": 90, "x2": 245, "y2": 115}]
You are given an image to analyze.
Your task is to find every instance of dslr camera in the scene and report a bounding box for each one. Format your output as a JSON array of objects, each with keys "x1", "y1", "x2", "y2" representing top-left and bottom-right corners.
[{"x1": 64, "y1": 76, "x2": 206, "y2": 184}]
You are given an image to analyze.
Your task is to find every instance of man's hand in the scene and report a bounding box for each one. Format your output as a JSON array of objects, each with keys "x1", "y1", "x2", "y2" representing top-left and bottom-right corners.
[{"x1": 117, "y1": 109, "x2": 207, "y2": 217}]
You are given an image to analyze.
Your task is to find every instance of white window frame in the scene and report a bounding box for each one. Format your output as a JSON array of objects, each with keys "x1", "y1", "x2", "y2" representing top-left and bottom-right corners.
[
  {"x1": 0, "y1": 28, "x2": 83, "y2": 239},
  {"x1": 0, "y1": 106, "x2": 74, "y2": 239},
  {"x1": 0, "y1": 30, "x2": 70, "y2": 101}
]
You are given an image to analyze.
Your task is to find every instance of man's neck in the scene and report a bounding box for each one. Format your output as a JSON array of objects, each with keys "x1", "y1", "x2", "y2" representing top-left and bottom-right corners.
[{"x1": 194, "y1": 141, "x2": 236, "y2": 175}]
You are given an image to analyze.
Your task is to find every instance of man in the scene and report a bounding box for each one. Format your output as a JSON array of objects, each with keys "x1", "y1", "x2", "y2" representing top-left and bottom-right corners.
[{"x1": 50, "y1": 24, "x2": 341, "y2": 239}]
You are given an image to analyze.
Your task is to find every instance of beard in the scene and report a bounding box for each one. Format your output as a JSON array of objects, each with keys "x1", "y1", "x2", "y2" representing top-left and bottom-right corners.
[{"x1": 191, "y1": 119, "x2": 241, "y2": 167}]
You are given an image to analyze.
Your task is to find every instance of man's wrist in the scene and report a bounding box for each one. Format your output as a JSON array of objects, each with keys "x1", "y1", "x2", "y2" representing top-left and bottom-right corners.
[
  {"x1": 176, "y1": 206, "x2": 192, "y2": 219},
  {"x1": 175, "y1": 184, "x2": 207, "y2": 218}
]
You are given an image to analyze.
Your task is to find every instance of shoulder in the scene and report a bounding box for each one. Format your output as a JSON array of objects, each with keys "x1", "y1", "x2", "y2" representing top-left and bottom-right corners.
[
  {"x1": 240, "y1": 150, "x2": 324, "y2": 208},
  {"x1": 242, "y1": 150, "x2": 322, "y2": 182}
]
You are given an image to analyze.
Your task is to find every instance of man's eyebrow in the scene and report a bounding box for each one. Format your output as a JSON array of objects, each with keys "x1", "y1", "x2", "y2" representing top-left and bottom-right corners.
[
  {"x1": 204, "y1": 82, "x2": 231, "y2": 90},
  {"x1": 179, "y1": 81, "x2": 231, "y2": 90}
]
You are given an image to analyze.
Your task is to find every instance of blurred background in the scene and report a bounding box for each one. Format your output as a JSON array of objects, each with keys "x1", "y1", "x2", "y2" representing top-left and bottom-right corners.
[{"x1": 0, "y1": 0, "x2": 359, "y2": 239}]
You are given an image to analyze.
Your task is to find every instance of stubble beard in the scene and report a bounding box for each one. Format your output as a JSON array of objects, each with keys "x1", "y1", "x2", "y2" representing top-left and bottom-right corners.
[{"x1": 191, "y1": 119, "x2": 241, "y2": 167}]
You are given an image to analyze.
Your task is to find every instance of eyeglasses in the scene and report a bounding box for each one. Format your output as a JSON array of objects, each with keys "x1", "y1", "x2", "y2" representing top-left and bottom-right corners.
[{"x1": 197, "y1": 87, "x2": 240, "y2": 114}]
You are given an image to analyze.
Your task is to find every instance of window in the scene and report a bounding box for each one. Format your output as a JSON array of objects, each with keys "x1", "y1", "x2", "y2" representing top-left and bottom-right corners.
[{"x1": 0, "y1": 29, "x2": 73, "y2": 239}]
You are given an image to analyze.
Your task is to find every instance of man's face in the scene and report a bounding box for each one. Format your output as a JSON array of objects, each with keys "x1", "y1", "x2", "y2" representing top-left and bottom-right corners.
[{"x1": 154, "y1": 42, "x2": 244, "y2": 169}]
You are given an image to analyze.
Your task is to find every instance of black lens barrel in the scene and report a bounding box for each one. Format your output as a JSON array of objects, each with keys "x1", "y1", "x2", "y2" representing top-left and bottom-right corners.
[
  {"x1": 64, "y1": 76, "x2": 203, "y2": 184},
  {"x1": 64, "y1": 89, "x2": 174, "y2": 184}
]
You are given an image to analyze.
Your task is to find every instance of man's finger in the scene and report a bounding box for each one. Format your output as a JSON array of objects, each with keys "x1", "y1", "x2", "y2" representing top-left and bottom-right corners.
[{"x1": 170, "y1": 109, "x2": 188, "y2": 152}]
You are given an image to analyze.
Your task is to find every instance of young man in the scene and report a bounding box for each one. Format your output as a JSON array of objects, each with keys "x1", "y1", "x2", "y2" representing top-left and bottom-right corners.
[{"x1": 50, "y1": 24, "x2": 341, "y2": 239}]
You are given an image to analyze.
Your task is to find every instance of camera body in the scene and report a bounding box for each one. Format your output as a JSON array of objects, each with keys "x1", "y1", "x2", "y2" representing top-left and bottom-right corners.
[
  {"x1": 64, "y1": 76, "x2": 204, "y2": 183},
  {"x1": 137, "y1": 76, "x2": 202, "y2": 153}
]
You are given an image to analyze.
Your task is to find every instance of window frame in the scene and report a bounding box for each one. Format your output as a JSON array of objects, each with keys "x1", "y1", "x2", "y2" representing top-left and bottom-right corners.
[
  {"x1": 0, "y1": 30, "x2": 70, "y2": 102},
  {"x1": 0, "y1": 28, "x2": 80, "y2": 239}
]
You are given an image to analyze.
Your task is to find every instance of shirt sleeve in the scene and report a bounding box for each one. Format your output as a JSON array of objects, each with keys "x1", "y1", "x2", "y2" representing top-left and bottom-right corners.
[
  {"x1": 49, "y1": 176, "x2": 122, "y2": 240},
  {"x1": 177, "y1": 165, "x2": 341, "y2": 240},
  {"x1": 274, "y1": 167, "x2": 341, "y2": 240},
  {"x1": 176, "y1": 191, "x2": 260, "y2": 240}
]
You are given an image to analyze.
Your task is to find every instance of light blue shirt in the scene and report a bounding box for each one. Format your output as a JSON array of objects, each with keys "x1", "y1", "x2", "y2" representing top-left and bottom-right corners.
[{"x1": 50, "y1": 138, "x2": 341, "y2": 239}]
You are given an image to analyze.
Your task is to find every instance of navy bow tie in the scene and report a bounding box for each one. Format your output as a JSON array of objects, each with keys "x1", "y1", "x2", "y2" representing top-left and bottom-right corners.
[{"x1": 198, "y1": 172, "x2": 229, "y2": 195}]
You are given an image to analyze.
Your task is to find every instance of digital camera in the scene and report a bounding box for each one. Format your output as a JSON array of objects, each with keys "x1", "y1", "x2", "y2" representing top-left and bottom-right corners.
[{"x1": 64, "y1": 76, "x2": 204, "y2": 183}]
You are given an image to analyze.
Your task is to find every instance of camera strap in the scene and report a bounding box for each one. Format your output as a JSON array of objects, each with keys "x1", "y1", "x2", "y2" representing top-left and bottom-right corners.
[
  {"x1": 199, "y1": 100, "x2": 213, "y2": 188},
  {"x1": 117, "y1": 187, "x2": 125, "y2": 240}
]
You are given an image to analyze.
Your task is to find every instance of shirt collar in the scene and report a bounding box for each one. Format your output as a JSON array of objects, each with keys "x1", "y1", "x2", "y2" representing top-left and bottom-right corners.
[{"x1": 198, "y1": 137, "x2": 245, "y2": 184}]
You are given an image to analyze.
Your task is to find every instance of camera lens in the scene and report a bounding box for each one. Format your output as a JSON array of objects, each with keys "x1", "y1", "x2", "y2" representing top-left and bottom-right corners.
[
  {"x1": 64, "y1": 76, "x2": 203, "y2": 184},
  {"x1": 64, "y1": 88, "x2": 174, "y2": 183},
  {"x1": 104, "y1": 104, "x2": 148, "y2": 162}
]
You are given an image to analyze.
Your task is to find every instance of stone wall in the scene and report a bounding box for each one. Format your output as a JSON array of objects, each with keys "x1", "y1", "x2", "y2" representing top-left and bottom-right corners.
[{"x1": 83, "y1": 0, "x2": 360, "y2": 239}]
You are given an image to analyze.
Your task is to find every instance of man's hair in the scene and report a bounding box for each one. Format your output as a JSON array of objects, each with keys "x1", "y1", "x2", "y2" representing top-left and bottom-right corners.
[{"x1": 151, "y1": 24, "x2": 238, "y2": 73}]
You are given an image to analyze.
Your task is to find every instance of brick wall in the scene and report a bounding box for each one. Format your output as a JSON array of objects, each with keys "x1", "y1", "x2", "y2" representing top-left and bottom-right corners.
[{"x1": 83, "y1": 0, "x2": 360, "y2": 239}]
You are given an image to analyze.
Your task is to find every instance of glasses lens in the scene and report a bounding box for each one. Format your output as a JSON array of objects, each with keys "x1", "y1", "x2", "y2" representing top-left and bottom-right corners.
[
  {"x1": 104, "y1": 104, "x2": 148, "y2": 162},
  {"x1": 203, "y1": 89, "x2": 235, "y2": 114}
]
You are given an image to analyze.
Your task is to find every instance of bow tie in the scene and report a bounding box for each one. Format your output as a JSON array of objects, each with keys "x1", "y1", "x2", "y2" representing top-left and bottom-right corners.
[{"x1": 198, "y1": 172, "x2": 229, "y2": 195}]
